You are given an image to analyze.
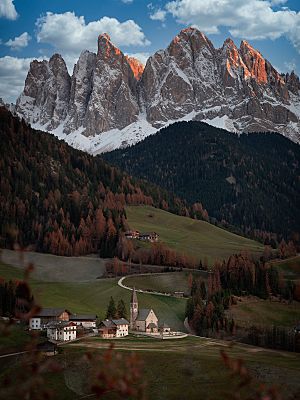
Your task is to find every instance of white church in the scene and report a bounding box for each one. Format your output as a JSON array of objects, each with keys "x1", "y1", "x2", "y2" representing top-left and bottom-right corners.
[{"x1": 130, "y1": 287, "x2": 160, "y2": 333}]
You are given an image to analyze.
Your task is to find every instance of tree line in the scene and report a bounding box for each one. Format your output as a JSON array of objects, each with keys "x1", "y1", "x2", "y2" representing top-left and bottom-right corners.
[
  {"x1": 0, "y1": 107, "x2": 197, "y2": 258},
  {"x1": 104, "y1": 121, "x2": 300, "y2": 244},
  {"x1": 0, "y1": 279, "x2": 34, "y2": 317},
  {"x1": 185, "y1": 253, "x2": 300, "y2": 351}
]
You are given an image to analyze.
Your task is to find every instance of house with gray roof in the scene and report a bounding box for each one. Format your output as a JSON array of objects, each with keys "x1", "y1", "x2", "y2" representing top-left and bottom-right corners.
[
  {"x1": 99, "y1": 318, "x2": 129, "y2": 338},
  {"x1": 70, "y1": 314, "x2": 97, "y2": 329},
  {"x1": 46, "y1": 320, "x2": 77, "y2": 342},
  {"x1": 29, "y1": 308, "x2": 71, "y2": 330}
]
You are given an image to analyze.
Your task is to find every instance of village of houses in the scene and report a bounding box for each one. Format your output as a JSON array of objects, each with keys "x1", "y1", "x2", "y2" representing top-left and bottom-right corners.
[{"x1": 29, "y1": 287, "x2": 184, "y2": 353}]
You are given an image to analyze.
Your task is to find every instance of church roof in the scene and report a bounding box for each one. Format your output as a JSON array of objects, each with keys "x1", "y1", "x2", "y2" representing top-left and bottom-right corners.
[
  {"x1": 131, "y1": 287, "x2": 138, "y2": 304},
  {"x1": 136, "y1": 308, "x2": 152, "y2": 321}
]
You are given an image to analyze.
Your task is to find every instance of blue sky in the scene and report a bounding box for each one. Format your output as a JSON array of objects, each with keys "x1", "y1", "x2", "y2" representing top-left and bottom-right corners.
[{"x1": 0, "y1": 0, "x2": 299, "y2": 103}]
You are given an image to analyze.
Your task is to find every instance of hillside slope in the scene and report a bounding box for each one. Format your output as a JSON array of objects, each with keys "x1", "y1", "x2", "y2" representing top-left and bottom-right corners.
[
  {"x1": 125, "y1": 206, "x2": 264, "y2": 265},
  {"x1": 0, "y1": 108, "x2": 189, "y2": 257},
  {"x1": 105, "y1": 121, "x2": 300, "y2": 240}
]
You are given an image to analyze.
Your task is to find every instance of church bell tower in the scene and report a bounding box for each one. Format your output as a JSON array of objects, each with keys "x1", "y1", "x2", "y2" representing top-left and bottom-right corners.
[{"x1": 130, "y1": 287, "x2": 138, "y2": 330}]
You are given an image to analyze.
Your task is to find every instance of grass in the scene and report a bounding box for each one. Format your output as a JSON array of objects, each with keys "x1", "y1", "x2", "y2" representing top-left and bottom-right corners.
[
  {"x1": 62, "y1": 336, "x2": 300, "y2": 400},
  {"x1": 270, "y1": 256, "x2": 300, "y2": 282},
  {"x1": 125, "y1": 206, "x2": 264, "y2": 266},
  {"x1": 0, "y1": 249, "x2": 106, "y2": 282},
  {"x1": 0, "y1": 323, "x2": 32, "y2": 355},
  {"x1": 123, "y1": 271, "x2": 207, "y2": 296},
  {"x1": 2, "y1": 335, "x2": 300, "y2": 400},
  {"x1": 226, "y1": 297, "x2": 300, "y2": 328},
  {"x1": 0, "y1": 262, "x2": 187, "y2": 332}
]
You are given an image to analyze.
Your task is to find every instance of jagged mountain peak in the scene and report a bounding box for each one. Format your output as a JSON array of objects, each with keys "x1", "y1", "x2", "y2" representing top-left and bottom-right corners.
[
  {"x1": 98, "y1": 32, "x2": 111, "y2": 42},
  {"x1": 125, "y1": 56, "x2": 144, "y2": 80},
  {"x1": 97, "y1": 32, "x2": 123, "y2": 60},
  {"x1": 239, "y1": 40, "x2": 268, "y2": 84},
  {"x1": 15, "y1": 28, "x2": 300, "y2": 154}
]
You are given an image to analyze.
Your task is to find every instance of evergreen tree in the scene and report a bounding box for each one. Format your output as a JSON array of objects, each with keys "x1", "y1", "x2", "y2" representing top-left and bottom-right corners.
[
  {"x1": 116, "y1": 299, "x2": 127, "y2": 319},
  {"x1": 106, "y1": 296, "x2": 117, "y2": 319}
]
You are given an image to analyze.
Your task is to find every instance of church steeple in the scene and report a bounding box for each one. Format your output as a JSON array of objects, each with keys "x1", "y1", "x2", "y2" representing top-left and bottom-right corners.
[{"x1": 130, "y1": 287, "x2": 138, "y2": 330}]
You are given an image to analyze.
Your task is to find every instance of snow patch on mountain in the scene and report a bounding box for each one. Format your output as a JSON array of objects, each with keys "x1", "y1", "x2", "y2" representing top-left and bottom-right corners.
[{"x1": 15, "y1": 28, "x2": 300, "y2": 154}]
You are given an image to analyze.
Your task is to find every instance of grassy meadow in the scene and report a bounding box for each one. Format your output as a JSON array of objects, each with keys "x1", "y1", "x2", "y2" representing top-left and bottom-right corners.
[
  {"x1": 270, "y1": 256, "x2": 300, "y2": 282},
  {"x1": 21, "y1": 336, "x2": 300, "y2": 400},
  {"x1": 123, "y1": 271, "x2": 207, "y2": 296},
  {"x1": 226, "y1": 297, "x2": 300, "y2": 329},
  {"x1": 0, "y1": 262, "x2": 187, "y2": 331},
  {"x1": 125, "y1": 205, "x2": 264, "y2": 266}
]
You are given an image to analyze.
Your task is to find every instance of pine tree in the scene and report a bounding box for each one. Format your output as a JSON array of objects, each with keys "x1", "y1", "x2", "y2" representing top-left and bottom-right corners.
[
  {"x1": 106, "y1": 296, "x2": 117, "y2": 319},
  {"x1": 116, "y1": 299, "x2": 127, "y2": 319}
]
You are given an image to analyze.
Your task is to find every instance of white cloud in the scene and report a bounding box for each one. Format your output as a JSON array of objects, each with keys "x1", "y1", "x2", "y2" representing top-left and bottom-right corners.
[
  {"x1": 165, "y1": 0, "x2": 300, "y2": 53},
  {"x1": 150, "y1": 9, "x2": 167, "y2": 22},
  {"x1": 5, "y1": 32, "x2": 31, "y2": 50},
  {"x1": 0, "y1": 56, "x2": 45, "y2": 103},
  {"x1": 284, "y1": 60, "x2": 297, "y2": 73},
  {"x1": 0, "y1": 0, "x2": 18, "y2": 20},
  {"x1": 36, "y1": 12, "x2": 150, "y2": 59},
  {"x1": 121, "y1": 0, "x2": 133, "y2": 3},
  {"x1": 126, "y1": 52, "x2": 151, "y2": 65}
]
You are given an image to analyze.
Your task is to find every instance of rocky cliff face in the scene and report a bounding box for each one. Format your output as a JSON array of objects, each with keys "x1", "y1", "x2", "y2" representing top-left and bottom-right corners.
[
  {"x1": 15, "y1": 28, "x2": 300, "y2": 153},
  {"x1": 16, "y1": 54, "x2": 71, "y2": 130}
]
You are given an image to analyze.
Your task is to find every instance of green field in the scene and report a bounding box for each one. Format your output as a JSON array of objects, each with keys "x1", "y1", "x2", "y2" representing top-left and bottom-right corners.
[
  {"x1": 125, "y1": 206, "x2": 264, "y2": 265},
  {"x1": 73, "y1": 336, "x2": 300, "y2": 400},
  {"x1": 123, "y1": 271, "x2": 207, "y2": 296},
  {"x1": 0, "y1": 263, "x2": 186, "y2": 331},
  {"x1": 1, "y1": 259, "x2": 300, "y2": 400},
  {"x1": 0, "y1": 249, "x2": 106, "y2": 282},
  {"x1": 16, "y1": 336, "x2": 300, "y2": 400},
  {"x1": 227, "y1": 297, "x2": 300, "y2": 328},
  {"x1": 270, "y1": 256, "x2": 300, "y2": 282}
]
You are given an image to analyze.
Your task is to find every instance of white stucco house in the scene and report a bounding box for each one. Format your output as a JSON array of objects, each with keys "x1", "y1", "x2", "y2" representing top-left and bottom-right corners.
[
  {"x1": 99, "y1": 318, "x2": 129, "y2": 338},
  {"x1": 46, "y1": 321, "x2": 77, "y2": 342}
]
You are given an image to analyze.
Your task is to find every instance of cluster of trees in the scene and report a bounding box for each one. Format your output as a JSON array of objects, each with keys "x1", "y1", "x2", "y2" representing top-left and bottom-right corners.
[
  {"x1": 245, "y1": 325, "x2": 299, "y2": 352},
  {"x1": 0, "y1": 108, "x2": 192, "y2": 258},
  {"x1": 186, "y1": 254, "x2": 300, "y2": 351},
  {"x1": 214, "y1": 254, "x2": 298, "y2": 301},
  {"x1": 104, "y1": 121, "x2": 300, "y2": 242},
  {"x1": 186, "y1": 275, "x2": 235, "y2": 336},
  {"x1": 105, "y1": 296, "x2": 127, "y2": 320},
  {"x1": 118, "y1": 240, "x2": 197, "y2": 269},
  {"x1": 0, "y1": 279, "x2": 34, "y2": 317}
]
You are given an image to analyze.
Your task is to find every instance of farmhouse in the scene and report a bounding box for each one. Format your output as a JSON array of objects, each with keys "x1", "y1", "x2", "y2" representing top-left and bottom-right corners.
[
  {"x1": 99, "y1": 318, "x2": 129, "y2": 338},
  {"x1": 125, "y1": 230, "x2": 140, "y2": 239},
  {"x1": 29, "y1": 308, "x2": 70, "y2": 330},
  {"x1": 138, "y1": 232, "x2": 159, "y2": 242},
  {"x1": 46, "y1": 321, "x2": 77, "y2": 342},
  {"x1": 125, "y1": 230, "x2": 159, "y2": 242},
  {"x1": 69, "y1": 314, "x2": 97, "y2": 328},
  {"x1": 130, "y1": 288, "x2": 159, "y2": 333}
]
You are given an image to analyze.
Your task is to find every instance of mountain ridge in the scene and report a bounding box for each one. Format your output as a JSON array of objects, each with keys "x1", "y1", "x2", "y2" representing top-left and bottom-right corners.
[
  {"x1": 15, "y1": 27, "x2": 300, "y2": 154},
  {"x1": 103, "y1": 120, "x2": 300, "y2": 241}
]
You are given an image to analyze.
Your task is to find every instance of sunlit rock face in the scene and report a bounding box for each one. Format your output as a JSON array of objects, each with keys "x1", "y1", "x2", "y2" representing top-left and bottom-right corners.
[
  {"x1": 125, "y1": 56, "x2": 144, "y2": 80},
  {"x1": 16, "y1": 28, "x2": 300, "y2": 152}
]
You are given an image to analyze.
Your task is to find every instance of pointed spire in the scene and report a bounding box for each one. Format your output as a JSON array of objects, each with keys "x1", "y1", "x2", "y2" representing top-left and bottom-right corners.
[{"x1": 131, "y1": 287, "x2": 138, "y2": 304}]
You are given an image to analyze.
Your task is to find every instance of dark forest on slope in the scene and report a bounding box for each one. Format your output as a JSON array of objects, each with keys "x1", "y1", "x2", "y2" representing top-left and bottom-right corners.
[
  {"x1": 0, "y1": 108, "x2": 192, "y2": 257},
  {"x1": 104, "y1": 121, "x2": 300, "y2": 241}
]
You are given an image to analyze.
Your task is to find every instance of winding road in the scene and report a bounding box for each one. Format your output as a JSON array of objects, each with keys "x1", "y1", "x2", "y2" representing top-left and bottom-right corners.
[{"x1": 117, "y1": 275, "x2": 186, "y2": 299}]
